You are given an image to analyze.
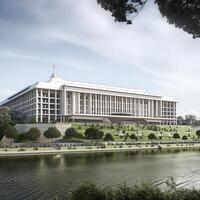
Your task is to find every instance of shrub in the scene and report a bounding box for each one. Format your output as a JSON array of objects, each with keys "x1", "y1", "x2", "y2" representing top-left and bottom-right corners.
[
  {"x1": 64, "y1": 128, "x2": 79, "y2": 140},
  {"x1": 16, "y1": 133, "x2": 28, "y2": 142},
  {"x1": 196, "y1": 130, "x2": 200, "y2": 138},
  {"x1": 71, "y1": 181, "x2": 199, "y2": 200},
  {"x1": 103, "y1": 133, "x2": 114, "y2": 142},
  {"x1": 148, "y1": 133, "x2": 157, "y2": 140},
  {"x1": 44, "y1": 127, "x2": 61, "y2": 144},
  {"x1": 182, "y1": 135, "x2": 188, "y2": 140},
  {"x1": 85, "y1": 127, "x2": 104, "y2": 140},
  {"x1": 18, "y1": 148, "x2": 25, "y2": 151},
  {"x1": 173, "y1": 133, "x2": 180, "y2": 139},
  {"x1": 27, "y1": 127, "x2": 40, "y2": 142},
  {"x1": 130, "y1": 133, "x2": 138, "y2": 141},
  {"x1": 33, "y1": 146, "x2": 39, "y2": 151}
]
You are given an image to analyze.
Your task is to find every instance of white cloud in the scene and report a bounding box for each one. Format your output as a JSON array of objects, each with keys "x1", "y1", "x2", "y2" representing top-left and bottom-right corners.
[{"x1": 0, "y1": 0, "x2": 200, "y2": 117}]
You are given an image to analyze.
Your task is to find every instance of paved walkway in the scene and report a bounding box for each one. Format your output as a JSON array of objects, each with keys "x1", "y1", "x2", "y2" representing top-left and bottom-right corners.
[{"x1": 0, "y1": 143, "x2": 200, "y2": 157}]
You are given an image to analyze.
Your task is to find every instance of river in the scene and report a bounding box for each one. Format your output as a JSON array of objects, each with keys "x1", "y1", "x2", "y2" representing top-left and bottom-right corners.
[{"x1": 0, "y1": 150, "x2": 200, "y2": 200}]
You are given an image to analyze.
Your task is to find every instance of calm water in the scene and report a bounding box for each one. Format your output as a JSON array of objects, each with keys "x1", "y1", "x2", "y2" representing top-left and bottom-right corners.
[{"x1": 1, "y1": 150, "x2": 200, "y2": 200}]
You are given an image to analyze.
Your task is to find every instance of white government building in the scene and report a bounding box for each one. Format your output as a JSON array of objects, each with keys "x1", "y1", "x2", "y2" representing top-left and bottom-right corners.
[{"x1": 0, "y1": 73, "x2": 177, "y2": 125}]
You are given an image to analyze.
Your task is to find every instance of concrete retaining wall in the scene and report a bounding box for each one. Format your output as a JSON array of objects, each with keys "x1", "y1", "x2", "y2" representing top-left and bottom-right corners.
[{"x1": 15, "y1": 123, "x2": 71, "y2": 142}]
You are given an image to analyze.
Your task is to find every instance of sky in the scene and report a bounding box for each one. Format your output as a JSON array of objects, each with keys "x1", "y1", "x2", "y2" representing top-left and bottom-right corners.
[{"x1": 0, "y1": 0, "x2": 200, "y2": 117}]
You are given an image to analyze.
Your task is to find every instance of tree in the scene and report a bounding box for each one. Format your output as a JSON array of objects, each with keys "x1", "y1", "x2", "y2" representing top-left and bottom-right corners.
[
  {"x1": 16, "y1": 133, "x2": 29, "y2": 143},
  {"x1": 148, "y1": 133, "x2": 157, "y2": 140},
  {"x1": 130, "y1": 133, "x2": 138, "y2": 141},
  {"x1": 124, "y1": 132, "x2": 129, "y2": 141},
  {"x1": 10, "y1": 110, "x2": 26, "y2": 124},
  {"x1": 196, "y1": 130, "x2": 200, "y2": 139},
  {"x1": 85, "y1": 127, "x2": 104, "y2": 142},
  {"x1": 173, "y1": 133, "x2": 180, "y2": 139},
  {"x1": 103, "y1": 133, "x2": 114, "y2": 142},
  {"x1": 185, "y1": 115, "x2": 197, "y2": 126},
  {"x1": 182, "y1": 135, "x2": 188, "y2": 140},
  {"x1": 27, "y1": 128, "x2": 41, "y2": 142},
  {"x1": 64, "y1": 127, "x2": 80, "y2": 140},
  {"x1": 97, "y1": 0, "x2": 200, "y2": 38},
  {"x1": 177, "y1": 116, "x2": 184, "y2": 125},
  {"x1": 4, "y1": 126, "x2": 18, "y2": 145},
  {"x1": 0, "y1": 107, "x2": 12, "y2": 140},
  {"x1": 44, "y1": 127, "x2": 61, "y2": 145}
]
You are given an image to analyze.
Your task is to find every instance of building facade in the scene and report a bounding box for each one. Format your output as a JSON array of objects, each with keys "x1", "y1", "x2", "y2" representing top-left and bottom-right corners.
[{"x1": 0, "y1": 73, "x2": 177, "y2": 125}]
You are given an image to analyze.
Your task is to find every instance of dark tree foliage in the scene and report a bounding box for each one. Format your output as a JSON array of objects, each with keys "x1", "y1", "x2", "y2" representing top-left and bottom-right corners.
[
  {"x1": 196, "y1": 130, "x2": 200, "y2": 138},
  {"x1": 148, "y1": 133, "x2": 157, "y2": 140},
  {"x1": 103, "y1": 133, "x2": 114, "y2": 141},
  {"x1": 182, "y1": 135, "x2": 187, "y2": 140},
  {"x1": 97, "y1": 0, "x2": 200, "y2": 38},
  {"x1": 4, "y1": 126, "x2": 18, "y2": 139},
  {"x1": 16, "y1": 133, "x2": 29, "y2": 142},
  {"x1": 44, "y1": 127, "x2": 61, "y2": 144},
  {"x1": 130, "y1": 133, "x2": 138, "y2": 141},
  {"x1": 156, "y1": 0, "x2": 200, "y2": 38},
  {"x1": 173, "y1": 132, "x2": 180, "y2": 139},
  {"x1": 64, "y1": 127, "x2": 80, "y2": 140},
  {"x1": 97, "y1": 0, "x2": 147, "y2": 24},
  {"x1": 10, "y1": 110, "x2": 27, "y2": 124},
  {"x1": 85, "y1": 127, "x2": 104, "y2": 140},
  {"x1": 27, "y1": 127, "x2": 41, "y2": 142}
]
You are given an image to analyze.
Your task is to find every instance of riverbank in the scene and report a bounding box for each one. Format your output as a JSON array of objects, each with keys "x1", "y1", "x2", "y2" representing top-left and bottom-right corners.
[{"x1": 1, "y1": 143, "x2": 200, "y2": 157}]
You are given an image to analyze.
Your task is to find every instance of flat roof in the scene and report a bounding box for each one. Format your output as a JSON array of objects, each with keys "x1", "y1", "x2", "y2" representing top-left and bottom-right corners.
[{"x1": 0, "y1": 74, "x2": 176, "y2": 105}]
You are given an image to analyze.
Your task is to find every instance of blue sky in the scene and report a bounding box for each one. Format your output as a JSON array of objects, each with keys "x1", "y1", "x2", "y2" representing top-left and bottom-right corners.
[{"x1": 0, "y1": 0, "x2": 200, "y2": 117}]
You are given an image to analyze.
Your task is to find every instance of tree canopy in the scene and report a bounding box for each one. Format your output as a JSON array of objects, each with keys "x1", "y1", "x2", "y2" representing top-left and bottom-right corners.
[
  {"x1": 64, "y1": 127, "x2": 80, "y2": 140},
  {"x1": 148, "y1": 133, "x2": 157, "y2": 140},
  {"x1": 85, "y1": 127, "x2": 104, "y2": 140},
  {"x1": 97, "y1": 0, "x2": 200, "y2": 38},
  {"x1": 173, "y1": 132, "x2": 180, "y2": 139},
  {"x1": 4, "y1": 126, "x2": 18, "y2": 140},
  {"x1": 182, "y1": 135, "x2": 188, "y2": 140},
  {"x1": 130, "y1": 133, "x2": 138, "y2": 141},
  {"x1": 0, "y1": 107, "x2": 12, "y2": 140},
  {"x1": 27, "y1": 128, "x2": 41, "y2": 142},
  {"x1": 44, "y1": 127, "x2": 61, "y2": 142},
  {"x1": 103, "y1": 133, "x2": 114, "y2": 141},
  {"x1": 196, "y1": 130, "x2": 200, "y2": 138}
]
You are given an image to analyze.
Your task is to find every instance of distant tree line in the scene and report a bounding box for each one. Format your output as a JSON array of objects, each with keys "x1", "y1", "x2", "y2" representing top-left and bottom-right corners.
[{"x1": 177, "y1": 115, "x2": 200, "y2": 126}]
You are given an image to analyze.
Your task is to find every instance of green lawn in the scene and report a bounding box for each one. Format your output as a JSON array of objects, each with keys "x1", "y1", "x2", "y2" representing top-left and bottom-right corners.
[{"x1": 71, "y1": 123, "x2": 197, "y2": 141}]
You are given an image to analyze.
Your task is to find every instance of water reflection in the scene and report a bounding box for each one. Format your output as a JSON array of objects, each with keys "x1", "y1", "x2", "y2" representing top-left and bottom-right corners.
[{"x1": 0, "y1": 150, "x2": 200, "y2": 200}]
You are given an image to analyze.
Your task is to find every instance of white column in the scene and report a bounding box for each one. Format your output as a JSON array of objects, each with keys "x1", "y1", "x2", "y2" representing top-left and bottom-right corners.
[
  {"x1": 134, "y1": 98, "x2": 136, "y2": 116},
  {"x1": 84, "y1": 93, "x2": 86, "y2": 114},
  {"x1": 40, "y1": 88, "x2": 43, "y2": 123},
  {"x1": 95, "y1": 94, "x2": 97, "y2": 115},
  {"x1": 156, "y1": 101, "x2": 158, "y2": 117},
  {"x1": 55, "y1": 90, "x2": 57, "y2": 121},
  {"x1": 109, "y1": 96, "x2": 112, "y2": 115},
  {"x1": 130, "y1": 98, "x2": 133, "y2": 115},
  {"x1": 148, "y1": 100, "x2": 150, "y2": 117},
  {"x1": 121, "y1": 97, "x2": 124, "y2": 113},
  {"x1": 63, "y1": 90, "x2": 67, "y2": 115},
  {"x1": 89, "y1": 93, "x2": 92, "y2": 114},
  {"x1": 142, "y1": 99, "x2": 145, "y2": 117},
  {"x1": 126, "y1": 97, "x2": 128, "y2": 114},
  {"x1": 138, "y1": 99, "x2": 141, "y2": 117},
  {"x1": 72, "y1": 92, "x2": 76, "y2": 115},
  {"x1": 35, "y1": 88, "x2": 38, "y2": 123},
  {"x1": 100, "y1": 94, "x2": 102, "y2": 115},
  {"x1": 48, "y1": 90, "x2": 50, "y2": 123},
  {"x1": 115, "y1": 96, "x2": 117, "y2": 113},
  {"x1": 77, "y1": 93, "x2": 80, "y2": 114}
]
